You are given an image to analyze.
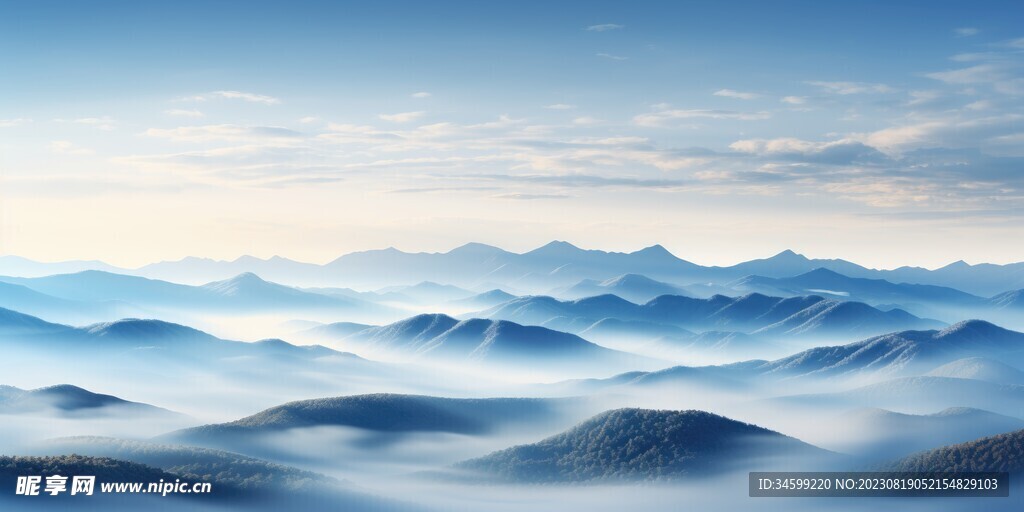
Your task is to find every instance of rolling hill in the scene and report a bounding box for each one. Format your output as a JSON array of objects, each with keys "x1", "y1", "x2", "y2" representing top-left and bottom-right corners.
[
  {"x1": 163, "y1": 394, "x2": 577, "y2": 446},
  {"x1": 0, "y1": 281, "x2": 133, "y2": 325},
  {"x1": 754, "y1": 320, "x2": 1024, "y2": 379},
  {"x1": 991, "y1": 289, "x2": 1024, "y2": 309},
  {"x1": 447, "y1": 289, "x2": 517, "y2": 309},
  {"x1": 886, "y1": 428, "x2": 1024, "y2": 474},
  {"x1": 0, "y1": 307, "x2": 351, "y2": 365},
  {"x1": 324, "y1": 313, "x2": 644, "y2": 370},
  {"x1": 925, "y1": 357, "x2": 1024, "y2": 385},
  {"x1": 454, "y1": 409, "x2": 828, "y2": 482},
  {"x1": 0, "y1": 384, "x2": 176, "y2": 417},
  {"x1": 33, "y1": 438, "x2": 423, "y2": 511}
]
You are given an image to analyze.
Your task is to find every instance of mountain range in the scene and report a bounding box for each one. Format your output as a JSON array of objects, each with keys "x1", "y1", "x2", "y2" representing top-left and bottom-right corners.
[
  {"x1": 565, "y1": 320, "x2": 1024, "y2": 395},
  {"x1": 5, "y1": 243, "x2": 1023, "y2": 296},
  {"x1": 0, "y1": 306, "x2": 349, "y2": 364},
  {"x1": 478, "y1": 292, "x2": 942, "y2": 344},
  {"x1": 0, "y1": 271, "x2": 384, "y2": 316}
]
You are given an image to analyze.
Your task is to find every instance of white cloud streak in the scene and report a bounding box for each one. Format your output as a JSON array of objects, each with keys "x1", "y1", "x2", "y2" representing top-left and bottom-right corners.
[
  {"x1": 713, "y1": 89, "x2": 759, "y2": 100},
  {"x1": 586, "y1": 24, "x2": 623, "y2": 32},
  {"x1": 378, "y1": 111, "x2": 427, "y2": 123},
  {"x1": 184, "y1": 90, "x2": 280, "y2": 105}
]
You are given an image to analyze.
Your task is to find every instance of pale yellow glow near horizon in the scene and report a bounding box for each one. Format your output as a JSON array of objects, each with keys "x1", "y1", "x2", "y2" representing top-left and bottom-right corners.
[{"x1": 1, "y1": 178, "x2": 1020, "y2": 271}]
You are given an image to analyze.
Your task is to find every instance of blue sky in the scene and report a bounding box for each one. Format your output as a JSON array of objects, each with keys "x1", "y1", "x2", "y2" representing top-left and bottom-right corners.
[{"x1": 1, "y1": 0, "x2": 1023, "y2": 268}]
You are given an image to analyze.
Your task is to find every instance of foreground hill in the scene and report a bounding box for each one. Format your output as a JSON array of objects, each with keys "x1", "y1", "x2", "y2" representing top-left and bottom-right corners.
[
  {"x1": 32, "y1": 438, "x2": 421, "y2": 511},
  {"x1": 886, "y1": 429, "x2": 1024, "y2": 474},
  {"x1": 0, "y1": 454, "x2": 184, "y2": 500},
  {"x1": 455, "y1": 409, "x2": 828, "y2": 482}
]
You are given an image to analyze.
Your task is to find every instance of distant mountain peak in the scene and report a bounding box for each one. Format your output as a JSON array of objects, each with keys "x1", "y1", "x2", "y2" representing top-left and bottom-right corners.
[
  {"x1": 941, "y1": 260, "x2": 972, "y2": 270},
  {"x1": 231, "y1": 271, "x2": 263, "y2": 280},
  {"x1": 201, "y1": 272, "x2": 275, "y2": 294},
  {"x1": 405, "y1": 312, "x2": 458, "y2": 323},
  {"x1": 631, "y1": 244, "x2": 677, "y2": 259},
  {"x1": 772, "y1": 249, "x2": 806, "y2": 259},
  {"x1": 603, "y1": 273, "x2": 656, "y2": 285},
  {"x1": 800, "y1": 267, "x2": 844, "y2": 278},
  {"x1": 526, "y1": 240, "x2": 583, "y2": 256},
  {"x1": 448, "y1": 242, "x2": 505, "y2": 255}
]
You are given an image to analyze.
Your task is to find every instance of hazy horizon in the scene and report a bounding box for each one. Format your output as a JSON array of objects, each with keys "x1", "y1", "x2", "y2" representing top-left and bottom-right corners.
[{"x1": 1, "y1": 240, "x2": 1018, "y2": 272}]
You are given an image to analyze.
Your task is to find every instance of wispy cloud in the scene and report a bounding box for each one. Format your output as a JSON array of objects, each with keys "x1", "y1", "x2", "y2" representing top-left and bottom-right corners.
[
  {"x1": 713, "y1": 89, "x2": 759, "y2": 100},
  {"x1": 954, "y1": 27, "x2": 979, "y2": 37},
  {"x1": 460, "y1": 173, "x2": 689, "y2": 189},
  {"x1": 164, "y1": 109, "x2": 204, "y2": 118},
  {"x1": 0, "y1": 118, "x2": 31, "y2": 128},
  {"x1": 633, "y1": 108, "x2": 770, "y2": 127},
  {"x1": 926, "y1": 64, "x2": 1003, "y2": 84},
  {"x1": 906, "y1": 90, "x2": 942, "y2": 106},
  {"x1": 492, "y1": 193, "x2": 571, "y2": 200},
  {"x1": 544, "y1": 103, "x2": 576, "y2": 110},
  {"x1": 806, "y1": 81, "x2": 896, "y2": 94},
  {"x1": 781, "y1": 96, "x2": 807, "y2": 105},
  {"x1": 55, "y1": 116, "x2": 116, "y2": 131},
  {"x1": 144, "y1": 124, "x2": 303, "y2": 143},
  {"x1": 596, "y1": 53, "x2": 627, "y2": 61},
  {"x1": 411, "y1": 91, "x2": 432, "y2": 98},
  {"x1": 378, "y1": 111, "x2": 427, "y2": 123},
  {"x1": 572, "y1": 116, "x2": 604, "y2": 126},
  {"x1": 50, "y1": 140, "x2": 95, "y2": 155},
  {"x1": 586, "y1": 24, "x2": 623, "y2": 32},
  {"x1": 184, "y1": 90, "x2": 280, "y2": 105}
]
